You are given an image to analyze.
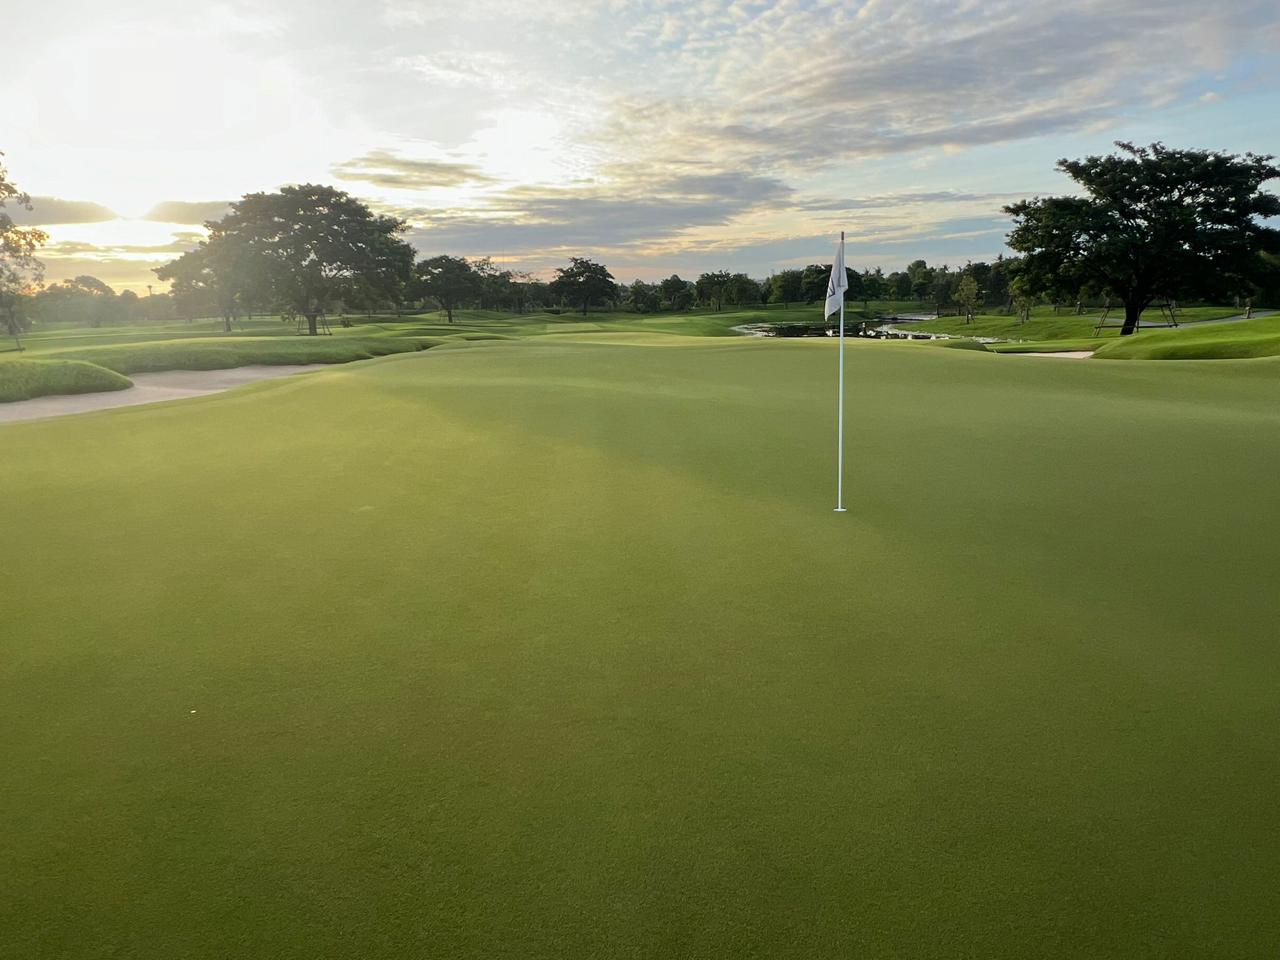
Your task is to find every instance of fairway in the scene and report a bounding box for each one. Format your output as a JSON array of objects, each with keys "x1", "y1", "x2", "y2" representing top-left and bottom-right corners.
[{"x1": 3, "y1": 336, "x2": 1280, "y2": 957}]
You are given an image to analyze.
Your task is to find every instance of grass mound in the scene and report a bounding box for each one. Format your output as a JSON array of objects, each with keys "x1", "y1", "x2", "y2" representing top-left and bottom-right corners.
[
  {"x1": 0, "y1": 357, "x2": 133, "y2": 403},
  {"x1": 989, "y1": 338, "x2": 1107, "y2": 354},
  {"x1": 1094, "y1": 315, "x2": 1280, "y2": 360},
  {"x1": 929, "y1": 337, "x2": 989, "y2": 351},
  {"x1": 913, "y1": 306, "x2": 1244, "y2": 342},
  {"x1": 44, "y1": 335, "x2": 442, "y2": 375}
]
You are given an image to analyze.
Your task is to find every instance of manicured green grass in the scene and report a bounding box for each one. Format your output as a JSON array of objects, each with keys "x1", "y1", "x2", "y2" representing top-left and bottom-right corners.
[
  {"x1": 37, "y1": 334, "x2": 443, "y2": 376},
  {"x1": 928, "y1": 337, "x2": 990, "y2": 351},
  {"x1": 1094, "y1": 313, "x2": 1280, "y2": 360},
  {"x1": 988, "y1": 337, "x2": 1109, "y2": 354},
  {"x1": 0, "y1": 357, "x2": 133, "y2": 402},
  {"x1": 3, "y1": 336, "x2": 1279, "y2": 958},
  {"x1": 909, "y1": 305, "x2": 1245, "y2": 342}
]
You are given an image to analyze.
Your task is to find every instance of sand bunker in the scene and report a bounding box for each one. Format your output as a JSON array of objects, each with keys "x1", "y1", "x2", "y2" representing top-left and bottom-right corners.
[
  {"x1": 0, "y1": 365, "x2": 332, "y2": 425},
  {"x1": 1010, "y1": 351, "x2": 1095, "y2": 359}
]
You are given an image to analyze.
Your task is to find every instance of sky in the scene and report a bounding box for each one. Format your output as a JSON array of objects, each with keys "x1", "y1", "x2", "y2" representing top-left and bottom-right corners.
[{"x1": 3, "y1": 0, "x2": 1280, "y2": 292}]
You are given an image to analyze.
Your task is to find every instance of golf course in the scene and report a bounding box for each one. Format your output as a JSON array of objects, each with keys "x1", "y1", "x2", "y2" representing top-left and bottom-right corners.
[{"x1": 3, "y1": 315, "x2": 1279, "y2": 957}]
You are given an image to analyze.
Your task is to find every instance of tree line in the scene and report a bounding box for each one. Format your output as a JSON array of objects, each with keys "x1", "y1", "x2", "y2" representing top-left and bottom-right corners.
[{"x1": 4, "y1": 143, "x2": 1279, "y2": 343}]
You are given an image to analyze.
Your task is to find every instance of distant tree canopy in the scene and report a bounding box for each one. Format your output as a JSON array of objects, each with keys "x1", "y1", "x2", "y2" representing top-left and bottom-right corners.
[
  {"x1": 1006, "y1": 142, "x2": 1280, "y2": 335},
  {"x1": 1, "y1": 153, "x2": 47, "y2": 347},
  {"x1": 550, "y1": 257, "x2": 617, "y2": 315},
  {"x1": 158, "y1": 184, "x2": 415, "y2": 335}
]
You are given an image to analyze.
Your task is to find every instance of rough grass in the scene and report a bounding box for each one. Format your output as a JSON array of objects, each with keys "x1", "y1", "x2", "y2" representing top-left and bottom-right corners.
[
  {"x1": 3, "y1": 336, "x2": 1280, "y2": 958},
  {"x1": 41, "y1": 335, "x2": 442, "y2": 375},
  {"x1": 0, "y1": 357, "x2": 133, "y2": 402}
]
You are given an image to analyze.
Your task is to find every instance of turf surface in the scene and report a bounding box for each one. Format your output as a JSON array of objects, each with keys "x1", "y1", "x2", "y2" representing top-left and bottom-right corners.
[
  {"x1": 909, "y1": 305, "x2": 1246, "y2": 342},
  {"x1": 0, "y1": 358, "x2": 132, "y2": 402},
  {"x1": 1094, "y1": 312, "x2": 1280, "y2": 359},
  {"x1": 3, "y1": 335, "x2": 1279, "y2": 957}
]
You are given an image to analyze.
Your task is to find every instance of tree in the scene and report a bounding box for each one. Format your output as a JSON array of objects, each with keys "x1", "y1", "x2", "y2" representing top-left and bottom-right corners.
[
  {"x1": 845, "y1": 267, "x2": 865, "y2": 305},
  {"x1": 1, "y1": 155, "x2": 47, "y2": 348},
  {"x1": 695, "y1": 270, "x2": 733, "y2": 311},
  {"x1": 905, "y1": 259, "x2": 934, "y2": 302},
  {"x1": 550, "y1": 257, "x2": 616, "y2": 315},
  {"x1": 862, "y1": 268, "x2": 886, "y2": 306},
  {"x1": 1006, "y1": 142, "x2": 1280, "y2": 335},
  {"x1": 155, "y1": 230, "x2": 262, "y2": 332},
  {"x1": 659, "y1": 274, "x2": 694, "y2": 310},
  {"x1": 471, "y1": 257, "x2": 518, "y2": 311},
  {"x1": 930, "y1": 266, "x2": 955, "y2": 312},
  {"x1": 412, "y1": 255, "x2": 480, "y2": 323},
  {"x1": 34, "y1": 276, "x2": 120, "y2": 327},
  {"x1": 799, "y1": 264, "x2": 829, "y2": 304},
  {"x1": 507, "y1": 271, "x2": 537, "y2": 314},
  {"x1": 1009, "y1": 274, "x2": 1035, "y2": 325},
  {"x1": 626, "y1": 279, "x2": 660, "y2": 313},
  {"x1": 955, "y1": 273, "x2": 981, "y2": 324},
  {"x1": 725, "y1": 273, "x2": 762, "y2": 306},
  {"x1": 986, "y1": 255, "x2": 1015, "y2": 309},
  {"x1": 769, "y1": 269, "x2": 804, "y2": 308},
  {"x1": 162, "y1": 184, "x2": 415, "y2": 336}
]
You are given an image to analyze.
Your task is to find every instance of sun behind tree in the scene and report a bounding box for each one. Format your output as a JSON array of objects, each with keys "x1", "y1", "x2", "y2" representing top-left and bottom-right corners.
[{"x1": 157, "y1": 185, "x2": 416, "y2": 336}]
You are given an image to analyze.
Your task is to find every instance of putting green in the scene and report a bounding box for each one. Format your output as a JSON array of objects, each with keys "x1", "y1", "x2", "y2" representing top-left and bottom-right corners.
[{"x1": 3, "y1": 336, "x2": 1279, "y2": 958}]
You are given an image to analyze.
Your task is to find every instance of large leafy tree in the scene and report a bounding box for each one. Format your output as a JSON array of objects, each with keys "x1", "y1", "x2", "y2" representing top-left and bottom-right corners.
[
  {"x1": 162, "y1": 185, "x2": 415, "y2": 336},
  {"x1": 550, "y1": 257, "x2": 616, "y2": 315},
  {"x1": 0, "y1": 154, "x2": 47, "y2": 349},
  {"x1": 659, "y1": 274, "x2": 694, "y2": 310},
  {"x1": 768, "y1": 269, "x2": 804, "y2": 308},
  {"x1": 724, "y1": 273, "x2": 762, "y2": 306},
  {"x1": 695, "y1": 270, "x2": 732, "y2": 311},
  {"x1": 155, "y1": 230, "x2": 263, "y2": 331},
  {"x1": 412, "y1": 255, "x2": 481, "y2": 323},
  {"x1": 1006, "y1": 142, "x2": 1280, "y2": 335}
]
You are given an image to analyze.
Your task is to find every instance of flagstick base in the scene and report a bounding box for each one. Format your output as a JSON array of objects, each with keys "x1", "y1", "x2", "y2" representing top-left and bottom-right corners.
[{"x1": 834, "y1": 507, "x2": 847, "y2": 513}]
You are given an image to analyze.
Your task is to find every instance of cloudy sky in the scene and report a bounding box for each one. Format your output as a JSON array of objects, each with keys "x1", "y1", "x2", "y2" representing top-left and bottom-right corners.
[{"x1": 4, "y1": 0, "x2": 1279, "y2": 291}]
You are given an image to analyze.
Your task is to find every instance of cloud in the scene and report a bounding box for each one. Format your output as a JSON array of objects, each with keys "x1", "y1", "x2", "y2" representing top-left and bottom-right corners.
[
  {"x1": 4, "y1": 196, "x2": 118, "y2": 225},
  {"x1": 332, "y1": 150, "x2": 496, "y2": 189},
  {"x1": 40, "y1": 234, "x2": 204, "y2": 260},
  {"x1": 596, "y1": 0, "x2": 1280, "y2": 171},
  {"x1": 794, "y1": 191, "x2": 1019, "y2": 212},
  {"x1": 143, "y1": 200, "x2": 233, "y2": 224},
  {"x1": 398, "y1": 169, "x2": 791, "y2": 253}
]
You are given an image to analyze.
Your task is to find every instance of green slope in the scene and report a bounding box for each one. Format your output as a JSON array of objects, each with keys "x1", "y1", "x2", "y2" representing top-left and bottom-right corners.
[
  {"x1": 1094, "y1": 313, "x2": 1280, "y2": 359},
  {"x1": 2, "y1": 339, "x2": 1279, "y2": 958},
  {"x1": 0, "y1": 358, "x2": 132, "y2": 402}
]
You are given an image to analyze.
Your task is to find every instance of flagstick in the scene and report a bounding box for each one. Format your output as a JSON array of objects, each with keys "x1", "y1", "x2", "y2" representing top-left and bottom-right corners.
[
  {"x1": 835, "y1": 232, "x2": 847, "y2": 513},
  {"x1": 835, "y1": 296, "x2": 846, "y2": 512}
]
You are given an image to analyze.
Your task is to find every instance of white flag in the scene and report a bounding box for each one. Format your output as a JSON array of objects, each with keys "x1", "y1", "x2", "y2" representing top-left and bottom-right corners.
[{"x1": 824, "y1": 233, "x2": 848, "y2": 318}]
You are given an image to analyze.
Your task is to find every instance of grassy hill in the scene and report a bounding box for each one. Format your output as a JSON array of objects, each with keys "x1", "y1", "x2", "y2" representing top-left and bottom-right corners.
[
  {"x1": 906, "y1": 305, "x2": 1246, "y2": 341},
  {"x1": 3, "y1": 334, "x2": 1279, "y2": 957},
  {"x1": 1094, "y1": 312, "x2": 1280, "y2": 359}
]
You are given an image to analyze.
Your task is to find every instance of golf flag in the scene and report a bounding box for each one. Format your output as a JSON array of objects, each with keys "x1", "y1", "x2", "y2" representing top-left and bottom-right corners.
[
  {"x1": 829, "y1": 231, "x2": 848, "y2": 513},
  {"x1": 825, "y1": 234, "x2": 848, "y2": 318}
]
